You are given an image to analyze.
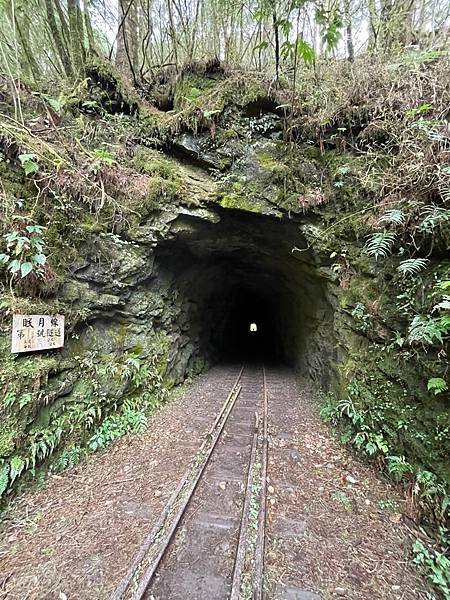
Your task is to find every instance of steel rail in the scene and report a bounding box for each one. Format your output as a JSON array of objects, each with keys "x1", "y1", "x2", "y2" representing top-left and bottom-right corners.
[
  {"x1": 230, "y1": 364, "x2": 268, "y2": 600},
  {"x1": 253, "y1": 366, "x2": 269, "y2": 599},
  {"x1": 110, "y1": 364, "x2": 245, "y2": 600},
  {"x1": 230, "y1": 419, "x2": 259, "y2": 600}
]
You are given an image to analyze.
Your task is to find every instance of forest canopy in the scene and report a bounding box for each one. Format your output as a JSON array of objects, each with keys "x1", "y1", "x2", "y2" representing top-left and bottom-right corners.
[{"x1": 0, "y1": 0, "x2": 449, "y2": 87}]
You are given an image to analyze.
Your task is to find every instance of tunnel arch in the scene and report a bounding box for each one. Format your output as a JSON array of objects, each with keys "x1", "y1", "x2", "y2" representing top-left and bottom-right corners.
[{"x1": 150, "y1": 207, "x2": 337, "y2": 386}]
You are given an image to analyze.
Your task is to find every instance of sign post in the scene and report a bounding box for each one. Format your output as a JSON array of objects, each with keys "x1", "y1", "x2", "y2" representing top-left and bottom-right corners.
[{"x1": 11, "y1": 314, "x2": 65, "y2": 353}]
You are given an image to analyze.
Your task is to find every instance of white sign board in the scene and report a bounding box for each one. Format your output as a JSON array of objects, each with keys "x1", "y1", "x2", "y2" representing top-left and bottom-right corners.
[{"x1": 11, "y1": 314, "x2": 65, "y2": 353}]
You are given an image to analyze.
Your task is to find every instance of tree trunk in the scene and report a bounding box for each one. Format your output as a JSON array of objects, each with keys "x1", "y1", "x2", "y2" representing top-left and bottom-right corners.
[
  {"x1": 67, "y1": 0, "x2": 84, "y2": 72},
  {"x1": 344, "y1": 0, "x2": 355, "y2": 61},
  {"x1": 367, "y1": 0, "x2": 380, "y2": 50},
  {"x1": 166, "y1": 0, "x2": 179, "y2": 70},
  {"x1": 84, "y1": 0, "x2": 96, "y2": 53},
  {"x1": 15, "y1": 14, "x2": 40, "y2": 83},
  {"x1": 45, "y1": 0, "x2": 73, "y2": 78},
  {"x1": 272, "y1": 1, "x2": 280, "y2": 82},
  {"x1": 116, "y1": 0, "x2": 138, "y2": 81}
]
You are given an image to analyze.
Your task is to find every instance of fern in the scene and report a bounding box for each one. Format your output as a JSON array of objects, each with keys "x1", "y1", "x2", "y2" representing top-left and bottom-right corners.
[
  {"x1": 0, "y1": 463, "x2": 9, "y2": 498},
  {"x1": 437, "y1": 280, "x2": 450, "y2": 291},
  {"x1": 387, "y1": 455, "x2": 414, "y2": 481},
  {"x1": 364, "y1": 231, "x2": 396, "y2": 260},
  {"x1": 397, "y1": 258, "x2": 429, "y2": 276},
  {"x1": 3, "y1": 390, "x2": 16, "y2": 408},
  {"x1": 419, "y1": 205, "x2": 450, "y2": 234},
  {"x1": 427, "y1": 378, "x2": 448, "y2": 396},
  {"x1": 433, "y1": 297, "x2": 450, "y2": 312},
  {"x1": 408, "y1": 315, "x2": 444, "y2": 345},
  {"x1": 129, "y1": 410, "x2": 148, "y2": 433},
  {"x1": 52, "y1": 446, "x2": 82, "y2": 472},
  {"x1": 9, "y1": 456, "x2": 25, "y2": 483},
  {"x1": 378, "y1": 209, "x2": 405, "y2": 226}
]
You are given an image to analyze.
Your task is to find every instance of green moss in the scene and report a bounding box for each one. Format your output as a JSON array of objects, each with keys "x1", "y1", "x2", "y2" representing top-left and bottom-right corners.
[
  {"x1": 0, "y1": 421, "x2": 18, "y2": 457},
  {"x1": 153, "y1": 331, "x2": 171, "y2": 377},
  {"x1": 219, "y1": 193, "x2": 262, "y2": 213},
  {"x1": 256, "y1": 150, "x2": 278, "y2": 171},
  {"x1": 220, "y1": 128, "x2": 239, "y2": 141},
  {"x1": 174, "y1": 74, "x2": 217, "y2": 112},
  {"x1": 78, "y1": 215, "x2": 106, "y2": 234},
  {"x1": 145, "y1": 176, "x2": 181, "y2": 209},
  {"x1": 0, "y1": 160, "x2": 34, "y2": 202},
  {"x1": 130, "y1": 147, "x2": 180, "y2": 181},
  {"x1": 331, "y1": 342, "x2": 450, "y2": 485}
]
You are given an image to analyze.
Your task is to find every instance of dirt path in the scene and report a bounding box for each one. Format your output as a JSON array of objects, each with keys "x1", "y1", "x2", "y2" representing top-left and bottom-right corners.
[
  {"x1": 0, "y1": 366, "x2": 241, "y2": 599},
  {"x1": 264, "y1": 367, "x2": 430, "y2": 599},
  {"x1": 0, "y1": 365, "x2": 430, "y2": 599}
]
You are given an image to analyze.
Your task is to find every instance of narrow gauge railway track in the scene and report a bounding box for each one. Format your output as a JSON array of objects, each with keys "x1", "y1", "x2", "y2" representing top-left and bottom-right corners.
[{"x1": 110, "y1": 364, "x2": 270, "y2": 600}]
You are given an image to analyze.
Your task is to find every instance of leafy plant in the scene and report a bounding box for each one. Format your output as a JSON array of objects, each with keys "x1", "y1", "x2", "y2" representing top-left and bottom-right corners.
[
  {"x1": 9, "y1": 456, "x2": 25, "y2": 483},
  {"x1": 18, "y1": 153, "x2": 39, "y2": 176},
  {"x1": 0, "y1": 463, "x2": 9, "y2": 499},
  {"x1": 0, "y1": 223, "x2": 47, "y2": 279},
  {"x1": 364, "y1": 231, "x2": 396, "y2": 260},
  {"x1": 427, "y1": 378, "x2": 448, "y2": 396},
  {"x1": 386, "y1": 455, "x2": 414, "y2": 481},
  {"x1": 408, "y1": 315, "x2": 446, "y2": 345},
  {"x1": 88, "y1": 405, "x2": 148, "y2": 452},
  {"x1": 378, "y1": 209, "x2": 405, "y2": 226},
  {"x1": 89, "y1": 148, "x2": 115, "y2": 174},
  {"x1": 52, "y1": 446, "x2": 83, "y2": 472},
  {"x1": 332, "y1": 490, "x2": 353, "y2": 510},
  {"x1": 397, "y1": 258, "x2": 429, "y2": 277},
  {"x1": 351, "y1": 302, "x2": 370, "y2": 332},
  {"x1": 418, "y1": 205, "x2": 450, "y2": 234},
  {"x1": 413, "y1": 538, "x2": 450, "y2": 597}
]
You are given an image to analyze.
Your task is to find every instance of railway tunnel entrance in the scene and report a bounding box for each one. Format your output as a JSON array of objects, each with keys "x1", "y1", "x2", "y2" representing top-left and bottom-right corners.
[{"x1": 153, "y1": 207, "x2": 337, "y2": 386}]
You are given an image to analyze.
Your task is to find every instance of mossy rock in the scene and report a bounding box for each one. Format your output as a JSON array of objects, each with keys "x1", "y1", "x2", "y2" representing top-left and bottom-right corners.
[{"x1": 0, "y1": 421, "x2": 19, "y2": 457}]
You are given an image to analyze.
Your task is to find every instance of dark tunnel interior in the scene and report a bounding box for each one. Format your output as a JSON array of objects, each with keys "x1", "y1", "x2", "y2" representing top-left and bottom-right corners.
[
  {"x1": 152, "y1": 208, "x2": 337, "y2": 385},
  {"x1": 217, "y1": 288, "x2": 280, "y2": 362}
]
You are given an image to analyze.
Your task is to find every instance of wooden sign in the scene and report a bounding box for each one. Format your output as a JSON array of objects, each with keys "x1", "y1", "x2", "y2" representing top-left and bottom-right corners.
[{"x1": 11, "y1": 314, "x2": 64, "y2": 353}]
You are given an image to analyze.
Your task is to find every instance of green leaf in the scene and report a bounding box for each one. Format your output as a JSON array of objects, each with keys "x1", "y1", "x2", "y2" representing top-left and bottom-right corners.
[
  {"x1": 8, "y1": 259, "x2": 21, "y2": 273},
  {"x1": 408, "y1": 315, "x2": 444, "y2": 345},
  {"x1": 20, "y1": 262, "x2": 33, "y2": 278},
  {"x1": 364, "y1": 231, "x2": 396, "y2": 260},
  {"x1": 33, "y1": 253, "x2": 47, "y2": 265},
  {"x1": 3, "y1": 390, "x2": 16, "y2": 408},
  {"x1": 378, "y1": 209, "x2": 405, "y2": 225},
  {"x1": 0, "y1": 463, "x2": 9, "y2": 498},
  {"x1": 296, "y1": 38, "x2": 315, "y2": 64},
  {"x1": 18, "y1": 153, "x2": 39, "y2": 175},
  {"x1": 397, "y1": 258, "x2": 429, "y2": 276},
  {"x1": 427, "y1": 378, "x2": 448, "y2": 395},
  {"x1": 9, "y1": 456, "x2": 25, "y2": 483},
  {"x1": 46, "y1": 96, "x2": 65, "y2": 113},
  {"x1": 253, "y1": 41, "x2": 269, "y2": 52},
  {"x1": 18, "y1": 393, "x2": 32, "y2": 408}
]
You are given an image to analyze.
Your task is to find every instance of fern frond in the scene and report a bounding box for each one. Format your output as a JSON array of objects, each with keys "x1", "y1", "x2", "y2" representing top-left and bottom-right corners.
[
  {"x1": 9, "y1": 456, "x2": 25, "y2": 483},
  {"x1": 0, "y1": 463, "x2": 9, "y2": 498},
  {"x1": 408, "y1": 315, "x2": 444, "y2": 345},
  {"x1": 419, "y1": 205, "x2": 450, "y2": 233},
  {"x1": 397, "y1": 258, "x2": 429, "y2": 276},
  {"x1": 378, "y1": 209, "x2": 405, "y2": 226},
  {"x1": 427, "y1": 378, "x2": 448, "y2": 395},
  {"x1": 364, "y1": 231, "x2": 396, "y2": 260}
]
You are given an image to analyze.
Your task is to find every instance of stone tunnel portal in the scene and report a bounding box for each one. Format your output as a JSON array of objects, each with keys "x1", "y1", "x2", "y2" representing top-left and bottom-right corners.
[{"x1": 153, "y1": 208, "x2": 337, "y2": 386}]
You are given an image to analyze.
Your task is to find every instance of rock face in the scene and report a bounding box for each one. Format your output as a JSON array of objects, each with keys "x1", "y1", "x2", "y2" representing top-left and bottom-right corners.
[{"x1": 0, "y1": 76, "x2": 448, "y2": 502}]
